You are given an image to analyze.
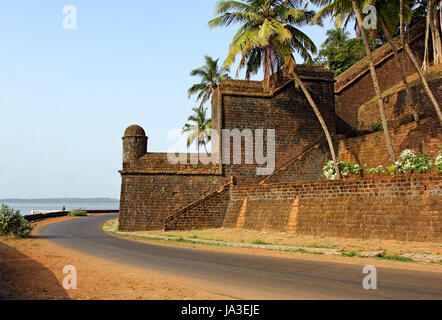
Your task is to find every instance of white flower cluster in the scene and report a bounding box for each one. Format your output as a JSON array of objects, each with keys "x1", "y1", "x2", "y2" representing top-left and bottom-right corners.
[
  {"x1": 322, "y1": 149, "x2": 441, "y2": 180},
  {"x1": 322, "y1": 160, "x2": 337, "y2": 180},
  {"x1": 393, "y1": 149, "x2": 431, "y2": 174},
  {"x1": 367, "y1": 165, "x2": 385, "y2": 175},
  {"x1": 435, "y1": 153, "x2": 442, "y2": 172},
  {"x1": 322, "y1": 161, "x2": 362, "y2": 180}
]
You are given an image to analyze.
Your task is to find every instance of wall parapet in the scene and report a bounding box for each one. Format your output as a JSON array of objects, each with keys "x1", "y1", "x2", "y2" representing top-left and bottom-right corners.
[
  {"x1": 335, "y1": 21, "x2": 425, "y2": 94},
  {"x1": 219, "y1": 65, "x2": 334, "y2": 97},
  {"x1": 121, "y1": 152, "x2": 222, "y2": 175}
]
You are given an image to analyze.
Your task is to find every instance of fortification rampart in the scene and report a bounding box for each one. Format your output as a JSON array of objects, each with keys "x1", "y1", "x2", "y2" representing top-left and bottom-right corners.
[
  {"x1": 335, "y1": 21, "x2": 427, "y2": 130},
  {"x1": 223, "y1": 173, "x2": 442, "y2": 242}
]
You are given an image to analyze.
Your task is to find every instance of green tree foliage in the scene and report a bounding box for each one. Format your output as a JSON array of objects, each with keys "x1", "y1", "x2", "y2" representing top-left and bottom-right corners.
[
  {"x1": 209, "y1": 0, "x2": 318, "y2": 91},
  {"x1": 182, "y1": 106, "x2": 212, "y2": 154},
  {"x1": 188, "y1": 56, "x2": 230, "y2": 107},
  {"x1": 315, "y1": 28, "x2": 366, "y2": 75},
  {"x1": 0, "y1": 204, "x2": 33, "y2": 238}
]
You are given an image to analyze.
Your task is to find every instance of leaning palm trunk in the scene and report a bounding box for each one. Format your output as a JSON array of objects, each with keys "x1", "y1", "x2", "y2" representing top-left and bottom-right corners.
[
  {"x1": 400, "y1": 0, "x2": 405, "y2": 44},
  {"x1": 381, "y1": 19, "x2": 419, "y2": 122},
  {"x1": 291, "y1": 71, "x2": 342, "y2": 180},
  {"x1": 431, "y1": 3, "x2": 442, "y2": 64},
  {"x1": 423, "y1": 0, "x2": 434, "y2": 70},
  {"x1": 404, "y1": 43, "x2": 442, "y2": 126},
  {"x1": 352, "y1": 1, "x2": 396, "y2": 162},
  {"x1": 400, "y1": 0, "x2": 442, "y2": 126}
]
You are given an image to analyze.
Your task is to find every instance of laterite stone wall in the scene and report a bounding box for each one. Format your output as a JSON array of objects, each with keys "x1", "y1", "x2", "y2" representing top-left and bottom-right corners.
[
  {"x1": 338, "y1": 117, "x2": 442, "y2": 167},
  {"x1": 224, "y1": 174, "x2": 442, "y2": 242},
  {"x1": 213, "y1": 66, "x2": 336, "y2": 184},
  {"x1": 119, "y1": 174, "x2": 227, "y2": 231},
  {"x1": 164, "y1": 184, "x2": 231, "y2": 231},
  {"x1": 335, "y1": 22, "x2": 426, "y2": 130}
]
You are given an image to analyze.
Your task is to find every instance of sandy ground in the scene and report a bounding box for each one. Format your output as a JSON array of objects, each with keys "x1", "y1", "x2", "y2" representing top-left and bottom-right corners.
[{"x1": 0, "y1": 216, "x2": 228, "y2": 300}]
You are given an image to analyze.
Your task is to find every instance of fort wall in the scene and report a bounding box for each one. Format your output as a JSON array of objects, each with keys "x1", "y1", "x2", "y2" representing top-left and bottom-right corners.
[
  {"x1": 334, "y1": 21, "x2": 427, "y2": 130},
  {"x1": 223, "y1": 173, "x2": 442, "y2": 242}
]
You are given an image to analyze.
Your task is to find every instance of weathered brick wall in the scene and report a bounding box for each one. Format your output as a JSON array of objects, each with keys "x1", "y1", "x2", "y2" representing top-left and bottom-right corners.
[
  {"x1": 260, "y1": 141, "x2": 332, "y2": 184},
  {"x1": 224, "y1": 174, "x2": 442, "y2": 242},
  {"x1": 357, "y1": 74, "x2": 441, "y2": 131},
  {"x1": 338, "y1": 117, "x2": 442, "y2": 167},
  {"x1": 213, "y1": 66, "x2": 336, "y2": 184},
  {"x1": 164, "y1": 182, "x2": 231, "y2": 231},
  {"x1": 335, "y1": 22, "x2": 426, "y2": 130},
  {"x1": 119, "y1": 173, "x2": 227, "y2": 231}
]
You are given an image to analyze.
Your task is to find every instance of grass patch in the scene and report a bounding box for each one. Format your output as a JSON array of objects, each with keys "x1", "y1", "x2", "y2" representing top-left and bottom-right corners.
[
  {"x1": 251, "y1": 239, "x2": 269, "y2": 245},
  {"x1": 377, "y1": 254, "x2": 414, "y2": 263},
  {"x1": 284, "y1": 248, "x2": 325, "y2": 255},
  {"x1": 306, "y1": 242, "x2": 337, "y2": 249},
  {"x1": 341, "y1": 250, "x2": 359, "y2": 257}
]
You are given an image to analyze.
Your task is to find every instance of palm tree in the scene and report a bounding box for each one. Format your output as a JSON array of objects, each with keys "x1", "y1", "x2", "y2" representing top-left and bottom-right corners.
[
  {"x1": 324, "y1": 27, "x2": 350, "y2": 47},
  {"x1": 399, "y1": 0, "x2": 442, "y2": 126},
  {"x1": 182, "y1": 106, "x2": 212, "y2": 154},
  {"x1": 188, "y1": 56, "x2": 230, "y2": 107},
  {"x1": 312, "y1": 0, "x2": 397, "y2": 162},
  {"x1": 209, "y1": 0, "x2": 342, "y2": 179},
  {"x1": 209, "y1": 0, "x2": 318, "y2": 91}
]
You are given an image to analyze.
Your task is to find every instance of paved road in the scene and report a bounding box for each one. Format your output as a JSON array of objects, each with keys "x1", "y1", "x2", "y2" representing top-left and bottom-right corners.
[{"x1": 37, "y1": 214, "x2": 442, "y2": 299}]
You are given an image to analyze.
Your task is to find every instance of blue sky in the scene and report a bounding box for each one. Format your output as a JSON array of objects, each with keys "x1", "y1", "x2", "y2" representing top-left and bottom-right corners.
[{"x1": 0, "y1": 0, "x2": 338, "y2": 199}]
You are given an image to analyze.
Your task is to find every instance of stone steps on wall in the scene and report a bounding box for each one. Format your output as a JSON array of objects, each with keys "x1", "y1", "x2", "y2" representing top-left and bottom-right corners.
[
  {"x1": 258, "y1": 139, "x2": 328, "y2": 185},
  {"x1": 163, "y1": 178, "x2": 234, "y2": 231}
]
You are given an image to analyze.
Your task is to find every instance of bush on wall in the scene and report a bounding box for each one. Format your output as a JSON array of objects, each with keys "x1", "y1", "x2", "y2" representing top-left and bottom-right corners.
[
  {"x1": 0, "y1": 204, "x2": 33, "y2": 238},
  {"x1": 323, "y1": 149, "x2": 442, "y2": 180},
  {"x1": 68, "y1": 209, "x2": 87, "y2": 217},
  {"x1": 322, "y1": 160, "x2": 362, "y2": 180}
]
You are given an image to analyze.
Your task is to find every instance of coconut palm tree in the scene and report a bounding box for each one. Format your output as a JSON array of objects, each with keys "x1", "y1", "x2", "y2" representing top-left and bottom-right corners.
[
  {"x1": 209, "y1": 0, "x2": 343, "y2": 179},
  {"x1": 188, "y1": 56, "x2": 230, "y2": 107},
  {"x1": 399, "y1": 0, "x2": 442, "y2": 126},
  {"x1": 324, "y1": 27, "x2": 350, "y2": 46},
  {"x1": 182, "y1": 106, "x2": 212, "y2": 154},
  {"x1": 312, "y1": 0, "x2": 397, "y2": 162}
]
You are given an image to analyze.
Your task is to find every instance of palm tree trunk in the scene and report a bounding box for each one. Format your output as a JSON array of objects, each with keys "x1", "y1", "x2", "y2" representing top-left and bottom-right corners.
[
  {"x1": 263, "y1": 47, "x2": 271, "y2": 92},
  {"x1": 404, "y1": 43, "x2": 442, "y2": 126},
  {"x1": 291, "y1": 71, "x2": 342, "y2": 180},
  {"x1": 381, "y1": 18, "x2": 419, "y2": 122},
  {"x1": 400, "y1": 0, "x2": 405, "y2": 44},
  {"x1": 431, "y1": 3, "x2": 442, "y2": 64},
  {"x1": 423, "y1": 0, "x2": 434, "y2": 70},
  {"x1": 352, "y1": 1, "x2": 397, "y2": 162}
]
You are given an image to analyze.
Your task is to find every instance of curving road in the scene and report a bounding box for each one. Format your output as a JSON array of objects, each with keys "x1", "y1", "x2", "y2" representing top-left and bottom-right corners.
[{"x1": 37, "y1": 214, "x2": 442, "y2": 299}]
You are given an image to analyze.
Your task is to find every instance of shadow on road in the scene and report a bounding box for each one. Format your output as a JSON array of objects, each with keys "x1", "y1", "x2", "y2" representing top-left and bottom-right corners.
[{"x1": 0, "y1": 241, "x2": 71, "y2": 300}]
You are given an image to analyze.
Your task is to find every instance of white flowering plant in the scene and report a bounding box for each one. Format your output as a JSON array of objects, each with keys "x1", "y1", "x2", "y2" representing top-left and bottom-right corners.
[
  {"x1": 367, "y1": 165, "x2": 385, "y2": 175},
  {"x1": 393, "y1": 149, "x2": 432, "y2": 174},
  {"x1": 434, "y1": 153, "x2": 442, "y2": 173},
  {"x1": 323, "y1": 160, "x2": 362, "y2": 180}
]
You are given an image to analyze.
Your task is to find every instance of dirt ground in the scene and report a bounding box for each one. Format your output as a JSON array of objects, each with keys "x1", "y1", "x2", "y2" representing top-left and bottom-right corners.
[
  {"x1": 104, "y1": 220, "x2": 442, "y2": 272},
  {"x1": 120, "y1": 222, "x2": 442, "y2": 258},
  {"x1": 0, "y1": 216, "x2": 228, "y2": 300}
]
